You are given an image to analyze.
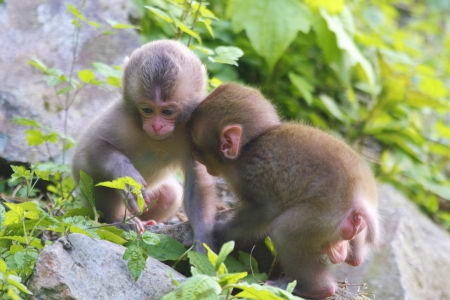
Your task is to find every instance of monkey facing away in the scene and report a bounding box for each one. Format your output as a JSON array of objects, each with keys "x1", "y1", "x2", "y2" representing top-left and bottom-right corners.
[
  {"x1": 188, "y1": 83, "x2": 379, "y2": 298},
  {"x1": 72, "y1": 40, "x2": 217, "y2": 246}
]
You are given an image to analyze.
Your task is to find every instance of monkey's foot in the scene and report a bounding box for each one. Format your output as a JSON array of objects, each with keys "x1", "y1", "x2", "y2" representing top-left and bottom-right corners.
[
  {"x1": 294, "y1": 281, "x2": 337, "y2": 299},
  {"x1": 326, "y1": 240, "x2": 348, "y2": 264}
]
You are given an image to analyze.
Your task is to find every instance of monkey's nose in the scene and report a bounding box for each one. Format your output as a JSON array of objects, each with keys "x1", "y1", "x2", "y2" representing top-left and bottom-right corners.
[{"x1": 152, "y1": 124, "x2": 163, "y2": 133}]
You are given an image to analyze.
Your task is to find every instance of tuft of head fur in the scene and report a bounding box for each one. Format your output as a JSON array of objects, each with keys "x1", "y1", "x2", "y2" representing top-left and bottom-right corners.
[
  {"x1": 189, "y1": 83, "x2": 281, "y2": 157},
  {"x1": 123, "y1": 40, "x2": 207, "y2": 109}
]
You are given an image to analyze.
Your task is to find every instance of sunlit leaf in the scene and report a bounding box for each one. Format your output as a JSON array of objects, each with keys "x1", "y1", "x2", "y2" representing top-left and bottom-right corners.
[
  {"x1": 227, "y1": 0, "x2": 311, "y2": 70},
  {"x1": 305, "y1": 0, "x2": 345, "y2": 14},
  {"x1": 162, "y1": 274, "x2": 221, "y2": 300}
]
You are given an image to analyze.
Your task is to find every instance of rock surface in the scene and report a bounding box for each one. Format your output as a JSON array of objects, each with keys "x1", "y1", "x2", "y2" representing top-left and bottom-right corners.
[
  {"x1": 0, "y1": 0, "x2": 139, "y2": 162},
  {"x1": 28, "y1": 233, "x2": 185, "y2": 300}
]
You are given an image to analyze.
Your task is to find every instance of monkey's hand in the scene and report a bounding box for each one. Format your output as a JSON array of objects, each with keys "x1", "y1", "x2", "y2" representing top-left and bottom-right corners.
[{"x1": 128, "y1": 216, "x2": 157, "y2": 234}]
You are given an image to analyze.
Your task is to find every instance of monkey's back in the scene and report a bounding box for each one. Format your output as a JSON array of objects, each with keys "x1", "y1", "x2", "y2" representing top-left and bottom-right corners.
[{"x1": 236, "y1": 122, "x2": 376, "y2": 212}]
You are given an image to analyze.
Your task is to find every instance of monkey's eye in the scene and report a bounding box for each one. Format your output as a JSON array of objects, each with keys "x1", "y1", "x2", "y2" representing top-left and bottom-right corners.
[
  {"x1": 141, "y1": 107, "x2": 153, "y2": 114},
  {"x1": 161, "y1": 108, "x2": 174, "y2": 116}
]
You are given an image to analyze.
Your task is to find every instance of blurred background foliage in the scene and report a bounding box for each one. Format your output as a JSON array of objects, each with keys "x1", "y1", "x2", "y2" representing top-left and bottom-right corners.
[{"x1": 131, "y1": 0, "x2": 450, "y2": 228}]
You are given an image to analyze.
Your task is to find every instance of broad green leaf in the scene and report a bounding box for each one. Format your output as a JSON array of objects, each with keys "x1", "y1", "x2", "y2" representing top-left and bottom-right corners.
[
  {"x1": 203, "y1": 244, "x2": 227, "y2": 274},
  {"x1": 79, "y1": 170, "x2": 98, "y2": 220},
  {"x1": 25, "y1": 129, "x2": 45, "y2": 146},
  {"x1": 216, "y1": 241, "x2": 234, "y2": 269},
  {"x1": 162, "y1": 274, "x2": 221, "y2": 300},
  {"x1": 97, "y1": 177, "x2": 145, "y2": 212},
  {"x1": 92, "y1": 63, "x2": 122, "y2": 78},
  {"x1": 123, "y1": 243, "x2": 147, "y2": 281},
  {"x1": 227, "y1": 0, "x2": 312, "y2": 70},
  {"x1": 78, "y1": 69, "x2": 97, "y2": 84},
  {"x1": 208, "y1": 46, "x2": 243, "y2": 66},
  {"x1": 218, "y1": 272, "x2": 247, "y2": 286},
  {"x1": 141, "y1": 231, "x2": 160, "y2": 246},
  {"x1": 13, "y1": 117, "x2": 41, "y2": 128},
  {"x1": 145, "y1": 234, "x2": 185, "y2": 261},
  {"x1": 96, "y1": 228, "x2": 127, "y2": 245},
  {"x1": 305, "y1": 0, "x2": 345, "y2": 14},
  {"x1": 289, "y1": 73, "x2": 314, "y2": 105},
  {"x1": 188, "y1": 251, "x2": 215, "y2": 276},
  {"x1": 321, "y1": 10, "x2": 376, "y2": 93},
  {"x1": 233, "y1": 282, "x2": 301, "y2": 299}
]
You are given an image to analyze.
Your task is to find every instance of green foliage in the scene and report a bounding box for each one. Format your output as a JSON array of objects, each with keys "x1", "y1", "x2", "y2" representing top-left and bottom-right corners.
[
  {"x1": 163, "y1": 242, "x2": 301, "y2": 300},
  {"x1": 97, "y1": 177, "x2": 146, "y2": 213},
  {"x1": 122, "y1": 231, "x2": 186, "y2": 280}
]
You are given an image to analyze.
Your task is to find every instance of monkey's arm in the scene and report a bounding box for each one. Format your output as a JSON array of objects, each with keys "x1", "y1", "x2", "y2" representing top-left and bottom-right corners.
[
  {"x1": 183, "y1": 160, "x2": 217, "y2": 251},
  {"x1": 86, "y1": 140, "x2": 148, "y2": 214}
]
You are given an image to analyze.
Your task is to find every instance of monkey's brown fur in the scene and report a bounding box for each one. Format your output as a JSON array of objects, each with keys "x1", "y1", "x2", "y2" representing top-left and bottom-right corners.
[
  {"x1": 72, "y1": 40, "x2": 216, "y2": 246},
  {"x1": 189, "y1": 83, "x2": 379, "y2": 298}
]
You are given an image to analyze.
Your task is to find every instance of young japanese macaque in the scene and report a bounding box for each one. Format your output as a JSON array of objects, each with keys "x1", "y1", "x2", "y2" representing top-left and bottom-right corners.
[
  {"x1": 188, "y1": 83, "x2": 379, "y2": 298},
  {"x1": 72, "y1": 40, "x2": 217, "y2": 247}
]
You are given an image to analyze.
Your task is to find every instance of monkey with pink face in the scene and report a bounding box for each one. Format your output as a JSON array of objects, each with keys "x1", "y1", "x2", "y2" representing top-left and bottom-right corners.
[
  {"x1": 72, "y1": 40, "x2": 217, "y2": 247},
  {"x1": 188, "y1": 83, "x2": 379, "y2": 298}
]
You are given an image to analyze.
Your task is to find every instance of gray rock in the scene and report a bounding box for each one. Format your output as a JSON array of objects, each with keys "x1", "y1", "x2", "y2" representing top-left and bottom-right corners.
[
  {"x1": 28, "y1": 233, "x2": 185, "y2": 300},
  {"x1": 0, "y1": 0, "x2": 139, "y2": 162},
  {"x1": 332, "y1": 185, "x2": 450, "y2": 300}
]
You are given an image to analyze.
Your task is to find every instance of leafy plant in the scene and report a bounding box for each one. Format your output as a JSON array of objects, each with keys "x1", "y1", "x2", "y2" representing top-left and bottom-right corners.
[{"x1": 163, "y1": 241, "x2": 301, "y2": 300}]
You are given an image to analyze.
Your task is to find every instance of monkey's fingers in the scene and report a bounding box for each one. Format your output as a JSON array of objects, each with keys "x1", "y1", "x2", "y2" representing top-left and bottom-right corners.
[{"x1": 129, "y1": 217, "x2": 146, "y2": 234}]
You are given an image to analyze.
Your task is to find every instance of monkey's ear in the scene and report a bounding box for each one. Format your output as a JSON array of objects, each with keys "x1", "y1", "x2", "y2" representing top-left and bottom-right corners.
[{"x1": 220, "y1": 125, "x2": 242, "y2": 160}]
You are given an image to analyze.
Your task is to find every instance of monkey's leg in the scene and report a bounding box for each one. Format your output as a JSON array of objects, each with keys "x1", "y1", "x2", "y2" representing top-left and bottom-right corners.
[
  {"x1": 214, "y1": 205, "x2": 273, "y2": 250},
  {"x1": 140, "y1": 176, "x2": 183, "y2": 223},
  {"x1": 345, "y1": 228, "x2": 368, "y2": 266},
  {"x1": 270, "y1": 208, "x2": 337, "y2": 298}
]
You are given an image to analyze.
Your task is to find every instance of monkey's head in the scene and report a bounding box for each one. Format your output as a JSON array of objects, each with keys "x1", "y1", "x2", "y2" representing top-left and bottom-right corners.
[
  {"x1": 123, "y1": 40, "x2": 207, "y2": 140},
  {"x1": 188, "y1": 83, "x2": 280, "y2": 175}
]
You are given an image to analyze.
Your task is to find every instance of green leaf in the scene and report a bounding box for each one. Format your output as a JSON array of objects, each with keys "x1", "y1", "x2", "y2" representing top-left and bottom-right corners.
[
  {"x1": 216, "y1": 241, "x2": 234, "y2": 268},
  {"x1": 233, "y1": 282, "x2": 301, "y2": 300},
  {"x1": 7, "y1": 274, "x2": 33, "y2": 295},
  {"x1": 418, "y1": 76, "x2": 447, "y2": 98},
  {"x1": 123, "y1": 243, "x2": 147, "y2": 281},
  {"x1": 305, "y1": 0, "x2": 345, "y2": 14},
  {"x1": 227, "y1": 0, "x2": 312, "y2": 70},
  {"x1": 208, "y1": 46, "x2": 243, "y2": 66},
  {"x1": 0, "y1": 236, "x2": 43, "y2": 249},
  {"x1": 97, "y1": 177, "x2": 145, "y2": 212},
  {"x1": 79, "y1": 170, "x2": 98, "y2": 220},
  {"x1": 174, "y1": 20, "x2": 201, "y2": 42},
  {"x1": 78, "y1": 69, "x2": 97, "y2": 84},
  {"x1": 321, "y1": 10, "x2": 376, "y2": 93},
  {"x1": 264, "y1": 236, "x2": 277, "y2": 257},
  {"x1": 188, "y1": 251, "x2": 215, "y2": 276},
  {"x1": 318, "y1": 94, "x2": 345, "y2": 121},
  {"x1": 162, "y1": 274, "x2": 221, "y2": 300},
  {"x1": 96, "y1": 228, "x2": 127, "y2": 245},
  {"x1": 141, "y1": 231, "x2": 160, "y2": 246},
  {"x1": 13, "y1": 117, "x2": 41, "y2": 128},
  {"x1": 218, "y1": 272, "x2": 247, "y2": 286},
  {"x1": 28, "y1": 58, "x2": 48, "y2": 72},
  {"x1": 146, "y1": 234, "x2": 186, "y2": 261},
  {"x1": 25, "y1": 129, "x2": 45, "y2": 146},
  {"x1": 289, "y1": 73, "x2": 314, "y2": 105},
  {"x1": 145, "y1": 6, "x2": 175, "y2": 24}
]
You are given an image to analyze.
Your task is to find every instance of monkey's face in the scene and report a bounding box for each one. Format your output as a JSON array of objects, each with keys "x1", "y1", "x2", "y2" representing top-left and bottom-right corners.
[{"x1": 138, "y1": 102, "x2": 180, "y2": 140}]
